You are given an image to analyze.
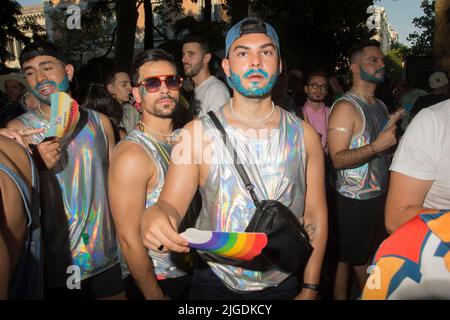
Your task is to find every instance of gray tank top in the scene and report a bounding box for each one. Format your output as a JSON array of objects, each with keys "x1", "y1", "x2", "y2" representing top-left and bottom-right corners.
[
  {"x1": 18, "y1": 108, "x2": 118, "y2": 287},
  {"x1": 197, "y1": 106, "x2": 307, "y2": 291},
  {"x1": 1, "y1": 150, "x2": 43, "y2": 299},
  {"x1": 119, "y1": 129, "x2": 189, "y2": 279},
  {"x1": 331, "y1": 92, "x2": 390, "y2": 200}
]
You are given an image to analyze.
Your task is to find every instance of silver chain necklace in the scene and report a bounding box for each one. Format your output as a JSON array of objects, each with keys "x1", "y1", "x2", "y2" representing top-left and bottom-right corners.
[
  {"x1": 229, "y1": 98, "x2": 276, "y2": 125},
  {"x1": 138, "y1": 121, "x2": 175, "y2": 144}
]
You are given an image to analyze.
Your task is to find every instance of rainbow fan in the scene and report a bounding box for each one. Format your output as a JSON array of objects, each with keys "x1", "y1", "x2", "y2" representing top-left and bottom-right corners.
[
  {"x1": 47, "y1": 92, "x2": 79, "y2": 138},
  {"x1": 180, "y1": 228, "x2": 268, "y2": 261}
]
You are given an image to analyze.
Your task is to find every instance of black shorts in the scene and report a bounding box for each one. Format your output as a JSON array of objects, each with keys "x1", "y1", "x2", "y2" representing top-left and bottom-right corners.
[
  {"x1": 334, "y1": 193, "x2": 388, "y2": 266},
  {"x1": 44, "y1": 264, "x2": 125, "y2": 300},
  {"x1": 125, "y1": 274, "x2": 192, "y2": 300},
  {"x1": 189, "y1": 266, "x2": 299, "y2": 300}
]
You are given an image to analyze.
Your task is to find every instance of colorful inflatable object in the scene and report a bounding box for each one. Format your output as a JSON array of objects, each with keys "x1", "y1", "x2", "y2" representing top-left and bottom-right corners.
[
  {"x1": 47, "y1": 92, "x2": 79, "y2": 138},
  {"x1": 180, "y1": 228, "x2": 268, "y2": 261},
  {"x1": 363, "y1": 209, "x2": 450, "y2": 300}
]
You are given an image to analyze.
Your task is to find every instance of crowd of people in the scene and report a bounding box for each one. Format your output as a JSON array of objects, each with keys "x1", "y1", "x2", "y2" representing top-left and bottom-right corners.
[{"x1": 0, "y1": 17, "x2": 449, "y2": 300}]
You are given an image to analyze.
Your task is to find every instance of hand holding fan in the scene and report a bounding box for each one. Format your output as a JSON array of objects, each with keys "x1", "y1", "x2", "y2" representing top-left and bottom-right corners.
[
  {"x1": 180, "y1": 228, "x2": 268, "y2": 261},
  {"x1": 46, "y1": 92, "x2": 79, "y2": 138}
]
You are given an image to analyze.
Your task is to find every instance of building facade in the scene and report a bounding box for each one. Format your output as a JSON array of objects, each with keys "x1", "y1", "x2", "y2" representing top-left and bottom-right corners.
[
  {"x1": 369, "y1": 5, "x2": 398, "y2": 53},
  {"x1": 5, "y1": 3, "x2": 46, "y2": 69}
]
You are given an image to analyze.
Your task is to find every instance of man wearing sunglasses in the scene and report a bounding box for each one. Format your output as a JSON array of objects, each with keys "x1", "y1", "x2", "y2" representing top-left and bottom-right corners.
[
  {"x1": 140, "y1": 18, "x2": 327, "y2": 300},
  {"x1": 109, "y1": 49, "x2": 192, "y2": 300},
  {"x1": 182, "y1": 35, "x2": 230, "y2": 117}
]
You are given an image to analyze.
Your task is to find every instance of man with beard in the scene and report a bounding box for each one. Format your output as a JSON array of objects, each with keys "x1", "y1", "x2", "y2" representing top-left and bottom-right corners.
[
  {"x1": 109, "y1": 49, "x2": 193, "y2": 300},
  {"x1": 302, "y1": 71, "x2": 330, "y2": 153},
  {"x1": 182, "y1": 35, "x2": 230, "y2": 117},
  {"x1": 7, "y1": 41, "x2": 125, "y2": 300},
  {"x1": 327, "y1": 40, "x2": 403, "y2": 299},
  {"x1": 140, "y1": 18, "x2": 327, "y2": 300}
]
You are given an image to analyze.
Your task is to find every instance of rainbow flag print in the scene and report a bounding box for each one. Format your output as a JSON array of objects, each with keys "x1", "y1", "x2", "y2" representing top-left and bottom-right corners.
[
  {"x1": 180, "y1": 228, "x2": 268, "y2": 261},
  {"x1": 47, "y1": 92, "x2": 79, "y2": 138}
]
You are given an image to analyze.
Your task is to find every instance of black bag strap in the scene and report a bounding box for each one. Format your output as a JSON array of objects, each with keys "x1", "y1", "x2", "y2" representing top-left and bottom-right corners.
[{"x1": 207, "y1": 111, "x2": 260, "y2": 207}]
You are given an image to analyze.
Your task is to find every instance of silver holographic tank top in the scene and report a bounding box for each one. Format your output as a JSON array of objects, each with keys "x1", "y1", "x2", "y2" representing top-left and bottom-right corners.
[
  {"x1": 119, "y1": 129, "x2": 189, "y2": 279},
  {"x1": 18, "y1": 108, "x2": 118, "y2": 286},
  {"x1": 197, "y1": 106, "x2": 307, "y2": 291},
  {"x1": 331, "y1": 92, "x2": 390, "y2": 200}
]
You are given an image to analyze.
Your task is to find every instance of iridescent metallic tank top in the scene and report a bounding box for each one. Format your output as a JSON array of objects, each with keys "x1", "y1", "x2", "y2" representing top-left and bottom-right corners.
[
  {"x1": 119, "y1": 129, "x2": 189, "y2": 279},
  {"x1": 2, "y1": 150, "x2": 43, "y2": 299},
  {"x1": 198, "y1": 106, "x2": 306, "y2": 291},
  {"x1": 331, "y1": 92, "x2": 389, "y2": 200},
  {"x1": 18, "y1": 108, "x2": 118, "y2": 286}
]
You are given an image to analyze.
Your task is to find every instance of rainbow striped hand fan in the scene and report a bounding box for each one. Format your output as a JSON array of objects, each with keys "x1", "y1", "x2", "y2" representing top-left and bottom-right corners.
[
  {"x1": 180, "y1": 228, "x2": 268, "y2": 261},
  {"x1": 47, "y1": 92, "x2": 79, "y2": 138}
]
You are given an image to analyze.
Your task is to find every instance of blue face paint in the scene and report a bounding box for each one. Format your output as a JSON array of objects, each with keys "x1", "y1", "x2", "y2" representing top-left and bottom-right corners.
[
  {"x1": 227, "y1": 68, "x2": 278, "y2": 98},
  {"x1": 139, "y1": 86, "x2": 148, "y2": 96},
  {"x1": 58, "y1": 74, "x2": 70, "y2": 92},
  {"x1": 360, "y1": 65, "x2": 385, "y2": 85},
  {"x1": 31, "y1": 74, "x2": 71, "y2": 105},
  {"x1": 243, "y1": 68, "x2": 269, "y2": 79}
]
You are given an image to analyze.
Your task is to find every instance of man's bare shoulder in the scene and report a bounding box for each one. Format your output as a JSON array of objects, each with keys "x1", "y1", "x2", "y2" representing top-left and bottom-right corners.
[
  {"x1": 330, "y1": 99, "x2": 358, "y2": 117},
  {"x1": 182, "y1": 118, "x2": 204, "y2": 133},
  {"x1": 111, "y1": 141, "x2": 153, "y2": 174},
  {"x1": 6, "y1": 118, "x2": 25, "y2": 130},
  {"x1": 302, "y1": 120, "x2": 322, "y2": 152},
  {"x1": 302, "y1": 120, "x2": 318, "y2": 138},
  {"x1": 0, "y1": 136, "x2": 31, "y2": 183},
  {"x1": 96, "y1": 111, "x2": 114, "y2": 129}
]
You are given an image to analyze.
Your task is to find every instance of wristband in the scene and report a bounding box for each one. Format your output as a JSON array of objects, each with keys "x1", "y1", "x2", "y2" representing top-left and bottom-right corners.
[
  {"x1": 370, "y1": 143, "x2": 378, "y2": 156},
  {"x1": 302, "y1": 283, "x2": 320, "y2": 292}
]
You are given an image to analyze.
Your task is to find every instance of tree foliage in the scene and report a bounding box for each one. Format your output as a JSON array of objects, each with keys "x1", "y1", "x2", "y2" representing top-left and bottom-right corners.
[
  {"x1": 248, "y1": 0, "x2": 375, "y2": 73},
  {"x1": 48, "y1": 1, "x2": 117, "y2": 67},
  {"x1": 0, "y1": 0, "x2": 43, "y2": 67},
  {"x1": 156, "y1": 0, "x2": 375, "y2": 73},
  {"x1": 385, "y1": 43, "x2": 411, "y2": 81},
  {"x1": 3, "y1": 0, "x2": 380, "y2": 73},
  {"x1": 407, "y1": 0, "x2": 435, "y2": 56}
]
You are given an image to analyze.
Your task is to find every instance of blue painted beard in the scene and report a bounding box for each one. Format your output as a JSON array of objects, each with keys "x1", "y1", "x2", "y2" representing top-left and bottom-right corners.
[
  {"x1": 227, "y1": 68, "x2": 279, "y2": 98},
  {"x1": 360, "y1": 66, "x2": 385, "y2": 85},
  {"x1": 32, "y1": 74, "x2": 70, "y2": 105}
]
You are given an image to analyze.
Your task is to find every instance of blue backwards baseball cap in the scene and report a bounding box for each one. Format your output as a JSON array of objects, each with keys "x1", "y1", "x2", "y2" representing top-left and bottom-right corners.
[{"x1": 225, "y1": 18, "x2": 280, "y2": 58}]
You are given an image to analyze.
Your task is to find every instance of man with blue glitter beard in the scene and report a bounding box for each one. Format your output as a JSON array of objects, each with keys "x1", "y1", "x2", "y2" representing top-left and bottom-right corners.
[
  {"x1": 141, "y1": 18, "x2": 328, "y2": 300},
  {"x1": 7, "y1": 41, "x2": 125, "y2": 299},
  {"x1": 327, "y1": 40, "x2": 404, "y2": 300}
]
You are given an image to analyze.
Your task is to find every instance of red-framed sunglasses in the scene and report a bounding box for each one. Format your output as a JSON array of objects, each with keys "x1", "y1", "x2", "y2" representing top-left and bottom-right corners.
[{"x1": 139, "y1": 74, "x2": 183, "y2": 93}]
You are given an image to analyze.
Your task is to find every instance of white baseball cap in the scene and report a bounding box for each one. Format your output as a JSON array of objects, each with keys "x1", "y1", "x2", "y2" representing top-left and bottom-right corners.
[
  {"x1": 428, "y1": 71, "x2": 449, "y2": 89},
  {"x1": 0, "y1": 72, "x2": 29, "y2": 92}
]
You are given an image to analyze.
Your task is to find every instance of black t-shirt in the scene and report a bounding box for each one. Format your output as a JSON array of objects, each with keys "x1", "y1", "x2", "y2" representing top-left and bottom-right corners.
[{"x1": 412, "y1": 94, "x2": 449, "y2": 119}]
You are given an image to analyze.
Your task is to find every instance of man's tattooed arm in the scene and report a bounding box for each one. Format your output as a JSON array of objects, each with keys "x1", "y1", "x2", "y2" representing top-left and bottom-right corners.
[{"x1": 304, "y1": 223, "x2": 317, "y2": 242}]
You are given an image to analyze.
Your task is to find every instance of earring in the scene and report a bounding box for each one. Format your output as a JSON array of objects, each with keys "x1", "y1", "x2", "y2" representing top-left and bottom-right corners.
[{"x1": 134, "y1": 101, "x2": 142, "y2": 112}]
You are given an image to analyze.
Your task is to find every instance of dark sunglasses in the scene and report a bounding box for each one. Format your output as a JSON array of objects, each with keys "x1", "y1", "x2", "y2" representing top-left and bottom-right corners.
[{"x1": 139, "y1": 74, "x2": 183, "y2": 93}]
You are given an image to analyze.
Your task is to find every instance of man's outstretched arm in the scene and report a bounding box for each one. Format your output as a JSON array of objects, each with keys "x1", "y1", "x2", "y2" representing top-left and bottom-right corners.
[
  {"x1": 141, "y1": 120, "x2": 201, "y2": 253},
  {"x1": 296, "y1": 122, "x2": 328, "y2": 300}
]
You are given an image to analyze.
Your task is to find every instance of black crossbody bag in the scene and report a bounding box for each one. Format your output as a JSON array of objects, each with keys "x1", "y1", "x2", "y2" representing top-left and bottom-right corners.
[{"x1": 202, "y1": 111, "x2": 313, "y2": 274}]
